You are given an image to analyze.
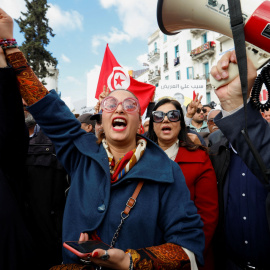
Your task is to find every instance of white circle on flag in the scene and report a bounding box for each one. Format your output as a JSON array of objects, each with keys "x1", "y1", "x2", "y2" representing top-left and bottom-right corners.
[{"x1": 107, "y1": 67, "x2": 130, "y2": 91}]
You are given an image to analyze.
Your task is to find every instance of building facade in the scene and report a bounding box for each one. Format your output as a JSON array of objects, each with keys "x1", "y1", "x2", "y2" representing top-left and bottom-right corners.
[
  {"x1": 44, "y1": 64, "x2": 59, "y2": 94},
  {"x1": 137, "y1": 28, "x2": 234, "y2": 106}
]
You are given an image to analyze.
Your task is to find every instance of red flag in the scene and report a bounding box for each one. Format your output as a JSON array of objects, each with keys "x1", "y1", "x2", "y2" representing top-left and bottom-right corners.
[
  {"x1": 95, "y1": 44, "x2": 155, "y2": 115},
  {"x1": 193, "y1": 90, "x2": 196, "y2": 101}
]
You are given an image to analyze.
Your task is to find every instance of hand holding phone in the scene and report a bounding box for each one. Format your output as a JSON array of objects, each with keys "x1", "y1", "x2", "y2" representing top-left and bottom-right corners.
[{"x1": 63, "y1": 240, "x2": 110, "y2": 258}]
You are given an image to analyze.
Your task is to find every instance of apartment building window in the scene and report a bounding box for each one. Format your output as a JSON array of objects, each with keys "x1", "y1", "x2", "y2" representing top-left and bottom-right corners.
[
  {"x1": 206, "y1": 92, "x2": 211, "y2": 103},
  {"x1": 204, "y1": 62, "x2": 209, "y2": 79},
  {"x1": 165, "y1": 75, "x2": 169, "y2": 80},
  {"x1": 175, "y1": 45, "x2": 179, "y2": 58},
  {"x1": 164, "y1": 34, "x2": 167, "y2": 42},
  {"x1": 164, "y1": 52, "x2": 168, "y2": 71},
  {"x1": 176, "y1": 70, "x2": 180, "y2": 80},
  {"x1": 187, "y1": 67, "x2": 194, "y2": 80},
  {"x1": 164, "y1": 52, "x2": 168, "y2": 64},
  {"x1": 154, "y1": 42, "x2": 157, "y2": 53},
  {"x1": 187, "y1": 40, "x2": 192, "y2": 52},
  {"x1": 202, "y1": 33, "x2": 207, "y2": 43},
  {"x1": 174, "y1": 45, "x2": 180, "y2": 66}
]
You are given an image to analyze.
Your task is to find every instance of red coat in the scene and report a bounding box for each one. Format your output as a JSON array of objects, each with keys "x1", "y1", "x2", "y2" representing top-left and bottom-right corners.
[{"x1": 175, "y1": 147, "x2": 218, "y2": 270}]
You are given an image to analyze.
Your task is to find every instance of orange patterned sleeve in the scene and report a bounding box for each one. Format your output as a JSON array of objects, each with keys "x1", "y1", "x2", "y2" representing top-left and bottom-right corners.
[
  {"x1": 126, "y1": 243, "x2": 191, "y2": 270},
  {"x1": 6, "y1": 52, "x2": 49, "y2": 105}
]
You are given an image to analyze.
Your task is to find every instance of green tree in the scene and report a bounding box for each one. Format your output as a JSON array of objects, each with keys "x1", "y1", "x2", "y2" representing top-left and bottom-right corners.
[{"x1": 15, "y1": 0, "x2": 58, "y2": 82}]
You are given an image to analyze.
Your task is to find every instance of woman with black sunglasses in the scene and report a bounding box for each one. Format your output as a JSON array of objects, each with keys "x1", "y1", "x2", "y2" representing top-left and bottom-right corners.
[{"x1": 148, "y1": 98, "x2": 218, "y2": 270}]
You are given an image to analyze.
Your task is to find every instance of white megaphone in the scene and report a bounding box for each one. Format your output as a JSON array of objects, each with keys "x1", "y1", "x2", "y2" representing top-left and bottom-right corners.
[{"x1": 157, "y1": 0, "x2": 270, "y2": 89}]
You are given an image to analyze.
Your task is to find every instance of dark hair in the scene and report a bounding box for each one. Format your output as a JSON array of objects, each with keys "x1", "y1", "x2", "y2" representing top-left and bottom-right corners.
[
  {"x1": 203, "y1": 104, "x2": 212, "y2": 109},
  {"x1": 147, "y1": 98, "x2": 206, "y2": 152},
  {"x1": 97, "y1": 128, "x2": 105, "y2": 144}
]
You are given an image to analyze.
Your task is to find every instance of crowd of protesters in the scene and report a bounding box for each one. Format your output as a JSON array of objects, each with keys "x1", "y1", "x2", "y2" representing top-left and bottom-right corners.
[{"x1": 1, "y1": 6, "x2": 270, "y2": 270}]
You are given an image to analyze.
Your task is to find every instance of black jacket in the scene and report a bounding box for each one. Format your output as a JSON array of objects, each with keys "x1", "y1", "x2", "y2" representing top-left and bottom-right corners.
[
  {"x1": 0, "y1": 67, "x2": 35, "y2": 270},
  {"x1": 215, "y1": 103, "x2": 270, "y2": 232},
  {"x1": 209, "y1": 132, "x2": 230, "y2": 223},
  {"x1": 24, "y1": 128, "x2": 69, "y2": 269},
  {"x1": 208, "y1": 131, "x2": 230, "y2": 270}
]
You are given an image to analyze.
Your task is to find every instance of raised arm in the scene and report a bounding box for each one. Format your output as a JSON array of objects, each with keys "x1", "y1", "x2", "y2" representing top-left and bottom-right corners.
[
  {"x1": 0, "y1": 8, "x2": 48, "y2": 105},
  {"x1": 210, "y1": 51, "x2": 270, "y2": 183},
  {"x1": 0, "y1": 8, "x2": 86, "y2": 176},
  {"x1": 210, "y1": 51, "x2": 256, "y2": 111}
]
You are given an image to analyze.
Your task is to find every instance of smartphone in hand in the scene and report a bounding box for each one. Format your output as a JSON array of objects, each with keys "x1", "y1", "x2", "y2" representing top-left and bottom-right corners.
[{"x1": 63, "y1": 240, "x2": 110, "y2": 258}]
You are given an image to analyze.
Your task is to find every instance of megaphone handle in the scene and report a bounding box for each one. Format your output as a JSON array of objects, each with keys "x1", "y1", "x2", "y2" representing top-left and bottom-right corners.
[
  {"x1": 210, "y1": 45, "x2": 270, "y2": 89},
  {"x1": 209, "y1": 62, "x2": 239, "y2": 89}
]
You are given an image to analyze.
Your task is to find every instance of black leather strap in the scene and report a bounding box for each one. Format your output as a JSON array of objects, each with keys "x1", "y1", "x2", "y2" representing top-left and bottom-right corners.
[{"x1": 227, "y1": 0, "x2": 248, "y2": 132}]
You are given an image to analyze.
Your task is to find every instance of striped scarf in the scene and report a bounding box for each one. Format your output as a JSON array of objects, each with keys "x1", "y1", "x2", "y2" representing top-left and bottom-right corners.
[{"x1": 102, "y1": 137, "x2": 147, "y2": 183}]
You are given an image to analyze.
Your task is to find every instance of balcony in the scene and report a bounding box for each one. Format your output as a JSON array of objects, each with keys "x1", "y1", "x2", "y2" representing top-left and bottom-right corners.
[
  {"x1": 195, "y1": 73, "x2": 210, "y2": 81},
  {"x1": 148, "y1": 48, "x2": 160, "y2": 63},
  {"x1": 195, "y1": 73, "x2": 212, "y2": 88},
  {"x1": 163, "y1": 63, "x2": 169, "y2": 72},
  {"x1": 190, "y1": 41, "x2": 216, "y2": 60},
  {"x1": 190, "y1": 29, "x2": 205, "y2": 35},
  {"x1": 216, "y1": 34, "x2": 232, "y2": 43},
  {"x1": 174, "y1": 57, "x2": 180, "y2": 66},
  {"x1": 148, "y1": 69, "x2": 161, "y2": 84}
]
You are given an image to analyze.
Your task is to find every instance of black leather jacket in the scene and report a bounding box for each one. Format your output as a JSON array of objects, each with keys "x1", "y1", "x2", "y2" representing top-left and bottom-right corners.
[{"x1": 24, "y1": 128, "x2": 69, "y2": 269}]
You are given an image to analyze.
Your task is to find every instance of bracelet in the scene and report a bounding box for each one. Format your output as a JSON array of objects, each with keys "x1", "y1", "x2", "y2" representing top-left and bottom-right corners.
[
  {"x1": 0, "y1": 39, "x2": 18, "y2": 49},
  {"x1": 127, "y1": 252, "x2": 133, "y2": 270}
]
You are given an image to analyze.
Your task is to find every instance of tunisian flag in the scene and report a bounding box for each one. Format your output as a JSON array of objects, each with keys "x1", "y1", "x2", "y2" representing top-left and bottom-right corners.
[{"x1": 95, "y1": 44, "x2": 155, "y2": 115}]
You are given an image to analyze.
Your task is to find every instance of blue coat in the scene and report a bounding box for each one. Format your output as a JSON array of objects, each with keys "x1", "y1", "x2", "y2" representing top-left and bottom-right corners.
[{"x1": 29, "y1": 90, "x2": 205, "y2": 265}]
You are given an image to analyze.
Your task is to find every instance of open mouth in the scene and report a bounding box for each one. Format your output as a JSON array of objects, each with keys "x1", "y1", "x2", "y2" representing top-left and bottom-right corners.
[
  {"x1": 112, "y1": 118, "x2": 127, "y2": 130},
  {"x1": 162, "y1": 126, "x2": 171, "y2": 132}
]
